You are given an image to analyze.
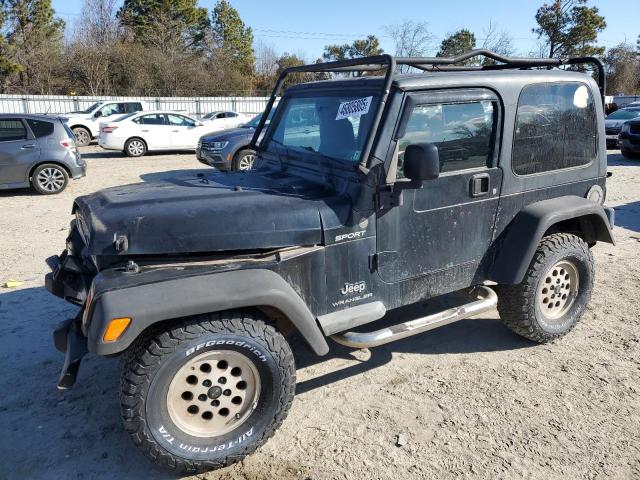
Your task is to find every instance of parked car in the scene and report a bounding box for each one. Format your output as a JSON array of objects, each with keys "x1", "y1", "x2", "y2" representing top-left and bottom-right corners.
[
  {"x1": 0, "y1": 114, "x2": 85, "y2": 194},
  {"x1": 46, "y1": 51, "x2": 614, "y2": 473},
  {"x1": 66, "y1": 101, "x2": 145, "y2": 147},
  {"x1": 619, "y1": 118, "x2": 640, "y2": 159},
  {"x1": 197, "y1": 112, "x2": 273, "y2": 171},
  {"x1": 200, "y1": 111, "x2": 251, "y2": 131},
  {"x1": 605, "y1": 107, "x2": 640, "y2": 148},
  {"x1": 98, "y1": 111, "x2": 211, "y2": 157}
]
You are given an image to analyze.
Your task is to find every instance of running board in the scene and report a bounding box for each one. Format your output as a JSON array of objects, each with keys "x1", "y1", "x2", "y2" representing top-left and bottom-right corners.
[{"x1": 330, "y1": 286, "x2": 497, "y2": 349}]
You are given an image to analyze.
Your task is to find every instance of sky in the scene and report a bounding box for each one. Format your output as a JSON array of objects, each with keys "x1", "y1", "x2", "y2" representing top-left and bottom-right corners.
[{"x1": 52, "y1": 0, "x2": 638, "y2": 60}]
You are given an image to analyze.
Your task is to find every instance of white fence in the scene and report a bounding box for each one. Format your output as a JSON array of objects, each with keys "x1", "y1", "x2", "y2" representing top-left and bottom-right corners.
[{"x1": 0, "y1": 95, "x2": 270, "y2": 117}]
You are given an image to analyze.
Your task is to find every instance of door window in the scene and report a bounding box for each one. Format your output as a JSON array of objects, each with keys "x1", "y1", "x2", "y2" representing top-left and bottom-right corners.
[
  {"x1": 167, "y1": 114, "x2": 196, "y2": 127},
  {"x1": 98, "y1": 104, "x2": 123, "y2": 116},
  {"x1": 0, "y1": 119, "x2": 27, "y2": 142},
  {"x1": 397, "y1": 101, "x2": 496, "y2": 178},
  {"x1": 26, "y1": 119, "x2": 54, "y2": 138}
]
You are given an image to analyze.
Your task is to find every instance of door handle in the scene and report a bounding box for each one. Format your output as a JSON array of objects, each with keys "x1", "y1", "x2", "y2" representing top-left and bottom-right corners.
[
  {"x1": 470, "y1": 173, "x2": 490, "y2": 197},
  {"x1": 141, "y1": 129, "x2": 149, "y2": 132},
  {"x1": 21, "y1": 144, "x2": 36, "y2": 149},
  {"x1": 171, "y1": 130, "x2": 180, "y2": 132}
]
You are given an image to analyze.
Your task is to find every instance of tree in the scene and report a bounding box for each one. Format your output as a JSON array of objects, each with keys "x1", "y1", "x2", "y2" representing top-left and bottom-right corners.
[
  {"x1": 210, "y1": 0, "x2": 254, "y2": 76},
  {"x1": 0, "y1": 5, "x2": 21, "y2": 91},
  {"x1": 480, "y1": 20, "x2": 515, "y2": 64},
  {"x1": 604, "y1": 42, "x2": 640, "y2": 95},
  {"x1": 437, "y1": 29, "x2": 476, "y2": 64},
  {"x1": 118, "y1": 0, "x2": 210, "y2": 53},
  {"x1": 533, "y1": 0, "x2": 606, "y2": 58},
  {"x1": 384, "y1": 20, "x2": 434, "y2": 72},
  {"x1": 4, "y1": 0, "x2": 65, "y2": 93},
  {"x1": 323, "y1": 35, "x2": 383, "y2": 61}
]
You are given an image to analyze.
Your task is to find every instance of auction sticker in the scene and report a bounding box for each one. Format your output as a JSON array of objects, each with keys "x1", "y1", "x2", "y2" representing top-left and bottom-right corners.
[{"x1": 336, "y1": 96, "x2": 373, "y2": 120}]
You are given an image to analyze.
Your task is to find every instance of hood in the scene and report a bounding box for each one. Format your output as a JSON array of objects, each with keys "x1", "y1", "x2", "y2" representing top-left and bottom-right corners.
[
  {"x1": 74, "y1": 171, "x2": 347, "y2": 256},
  {"x1": 200, "y1": 126, "x2": 253, "y2": 142},
  {"x1": 605, "y1": 119, "x2": 626, "y2": 129}
]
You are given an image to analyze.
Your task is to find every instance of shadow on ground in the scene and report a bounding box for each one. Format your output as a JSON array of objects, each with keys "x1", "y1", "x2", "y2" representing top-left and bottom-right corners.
[
  {"x1": 0, "y1": 285, "x2": 530, "y2": 480},
  {"x1": 613, "y1": 200, "x2": 640, "y2": 234}
]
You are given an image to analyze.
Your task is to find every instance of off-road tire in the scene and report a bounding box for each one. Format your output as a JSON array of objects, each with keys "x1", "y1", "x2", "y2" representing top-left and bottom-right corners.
[
  {"x1": 72, "y1": 126, "x2": 91, "y2": 147},
  {"x1": 621, "y1": 149, "x2": 639, "y2": 160},
  {"x1": 496, "y1": 233, "x2": 594, "y2": 343},
  {"x1": 120, "y1": 310, "x2": 295, "y2": 474},
  {"x1": 31, "y1": 163, "x2": 69, "y2": 194},
  {"x1": 232, "y1": 149, "x2": 257, "y2": 171},
  {"x1": 124, "y1": 137, "x2": 147, "y2": 157}
]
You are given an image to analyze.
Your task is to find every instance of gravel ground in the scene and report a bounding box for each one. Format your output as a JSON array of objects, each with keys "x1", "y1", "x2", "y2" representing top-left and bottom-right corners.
[{"x1": 0, "y1": 147, "x2": 639, "y2": 480}]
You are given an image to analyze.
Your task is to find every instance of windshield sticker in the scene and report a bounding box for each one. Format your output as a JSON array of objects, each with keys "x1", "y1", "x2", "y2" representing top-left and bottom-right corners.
[{"x1": 336, "y1": 96, "x2": 373, "y2": 120}]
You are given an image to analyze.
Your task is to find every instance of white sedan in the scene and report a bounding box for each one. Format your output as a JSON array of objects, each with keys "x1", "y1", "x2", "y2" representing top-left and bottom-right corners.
[
  {"x1": 98, "y1": 111, "x2": 213, "y2": 157},
  {"x1": 200, "y1": 111, "x2": 250, "y2": 131}
]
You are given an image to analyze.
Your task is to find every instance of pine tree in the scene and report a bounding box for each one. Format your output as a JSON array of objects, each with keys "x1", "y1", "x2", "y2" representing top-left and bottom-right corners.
[{"x1": 211, "y1": 0, "x2": 254, "y2": 75}]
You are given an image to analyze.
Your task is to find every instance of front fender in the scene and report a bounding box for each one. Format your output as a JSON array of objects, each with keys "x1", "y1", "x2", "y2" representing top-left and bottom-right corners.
[
  {"x1": 489, "y1": 196, "x2": 615, "y2": 284},
  {"x1": 86, "y1": 268, "x2": 329, "y2": 356}
]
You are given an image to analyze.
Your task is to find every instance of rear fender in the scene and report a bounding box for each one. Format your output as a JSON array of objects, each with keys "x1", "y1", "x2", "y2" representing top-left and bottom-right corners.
[{"x1": 489, "y1": 196, "x2": 614, "y2": 284}]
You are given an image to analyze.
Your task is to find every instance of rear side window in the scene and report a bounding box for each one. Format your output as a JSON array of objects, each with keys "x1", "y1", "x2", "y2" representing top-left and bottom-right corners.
[
  {"x1": 0, "y1": 119, "x2": 27, "y2": 142},
  {"x1": 512, "y1": 83, "x2": 596, "y2": 176},
  {"x1": 26, "y1": 119, "x2": 54, "y2": 138},
  {"x1": 397, "y1": 100, "x2": 496, "y2": 178},
  {"x1": 125, "y1": 103, "x2": 142, "y2": 113}
]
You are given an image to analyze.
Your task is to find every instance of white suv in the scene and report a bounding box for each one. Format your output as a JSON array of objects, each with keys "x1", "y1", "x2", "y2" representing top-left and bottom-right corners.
[{"x1": 66, "y1": 101, "x2": 145, "y2": 146}]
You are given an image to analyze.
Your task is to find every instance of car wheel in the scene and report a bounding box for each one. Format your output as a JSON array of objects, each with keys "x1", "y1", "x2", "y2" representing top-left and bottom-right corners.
[
  {"x1": 621, "y1": 149, "x2": 640, "y2": 159},
  {"x1": 31, "y1": 163, "x2": 69, "y2": 194},
  {"x1": 125, "y1": 138, "x2": 147, "y2": 157},
  {"x1": 120, "y1": 309, "x2": 295, "y2": 474},
  {"x1": 232, "y1": 149, "x2": 257, "y2": 171},
  {"x1": 72, "y1": 127, "x2": 91, "y2": 147},
  {"x1": 496, "y1": 233, "x2": 594, "y2": 343}
]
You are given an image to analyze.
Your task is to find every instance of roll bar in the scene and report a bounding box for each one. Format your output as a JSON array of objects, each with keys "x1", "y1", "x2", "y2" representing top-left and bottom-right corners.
[{"x1": 250, "y1": 49, "x2": 606, "y2": 173}]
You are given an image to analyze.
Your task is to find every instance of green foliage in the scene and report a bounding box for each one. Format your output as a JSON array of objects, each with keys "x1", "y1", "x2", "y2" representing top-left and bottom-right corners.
[
  {"x1": 0, "y1": 6, "x2": 21, "y2": 88},
  {"x1": 437, "y1": 29, "x2": 476, "y2": 61},
  {"x1": 533, "y1": 0, "x2": 606, "y2": 58},
  {"x1": 323, "y1": 35, "x2": 383, "y2": 61},
  {"x1": 118, "y1": 0, "x2": 209, "y2": 52},
  {"x1": 211, "y1": 0, "x2": 254, "y2": 75}
]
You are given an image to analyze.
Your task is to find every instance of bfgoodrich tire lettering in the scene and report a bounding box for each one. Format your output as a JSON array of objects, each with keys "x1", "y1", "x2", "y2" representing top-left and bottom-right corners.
[
  {"x1": 496, "y1": 233, "x2": 594, "y2": 343},
  {"x1": 120, "y1": 310, "x2": 295, "y2": 474}
]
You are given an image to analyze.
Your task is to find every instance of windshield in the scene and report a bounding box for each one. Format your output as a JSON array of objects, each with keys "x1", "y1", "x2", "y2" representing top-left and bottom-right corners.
[
  {"x1": 76, "y1": 102, "x2": 101, "y2": 114},
  {"x1": 245, "y1": 110, "x2": 274, "y2": 128},
  {"x1": 607, "y1": 109, "x2": 640, "y2": 120},
  {"x1": 265, "y1": 93, "x2": 379, "y2": 164}
]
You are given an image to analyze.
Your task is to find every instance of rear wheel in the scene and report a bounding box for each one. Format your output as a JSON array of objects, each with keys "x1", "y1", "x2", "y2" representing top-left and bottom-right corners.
[
  {"x1": 232, "y1": 149, "x2": 257, "y2": 171},
  {"x1": 120, "y1": 310, "x2": 295, "y2": 474},
  {"x1": 31, "y1": 163, "x2": 69, "y2": 194},
  {"x1": 496, "y1": 233, "x2": 594, "y2": 343},
  {"x1": 125, "y1": 137, "x2": 147, "y2": 157},
  {"x1": 72, "y1": 127, "x2": 91, "y2": 147}
]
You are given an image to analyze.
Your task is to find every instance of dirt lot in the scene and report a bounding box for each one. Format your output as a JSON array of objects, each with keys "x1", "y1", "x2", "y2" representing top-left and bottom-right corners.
[{"x1": 0, "y1": 147, "x2": 639, "y2": 480}]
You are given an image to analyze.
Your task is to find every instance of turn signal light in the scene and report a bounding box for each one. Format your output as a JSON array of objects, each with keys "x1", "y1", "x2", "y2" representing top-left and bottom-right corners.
[{"x1": 103, "y1": 317, "x2": 131, "y2": 342}]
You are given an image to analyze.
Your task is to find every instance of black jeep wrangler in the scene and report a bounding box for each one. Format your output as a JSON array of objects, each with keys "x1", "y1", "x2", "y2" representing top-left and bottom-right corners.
[{"x1": 46, "y1": 50, "x2": 615, "y2": 473}]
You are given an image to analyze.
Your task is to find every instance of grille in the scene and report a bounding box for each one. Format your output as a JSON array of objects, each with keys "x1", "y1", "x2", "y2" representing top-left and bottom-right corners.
[
  {"x1": 631, "y1": 124, "x2": 640, "y2": 135},
  {"x1": 605, "y1": 127, "x2": 620, "y2": 135}
]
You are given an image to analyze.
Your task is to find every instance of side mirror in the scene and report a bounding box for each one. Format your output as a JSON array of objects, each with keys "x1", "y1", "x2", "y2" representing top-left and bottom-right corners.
[
  {"x1": 403, "y1": 143, "x2": 440, "y2": 181},
  {"x1": 94, "y1": 111, "x2": 103, "y2": 118}
]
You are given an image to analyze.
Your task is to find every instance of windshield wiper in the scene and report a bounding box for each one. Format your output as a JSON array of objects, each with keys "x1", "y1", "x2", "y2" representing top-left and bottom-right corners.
[{"x1": 300, "y1": 146, "x2": 336, "y2": 189}]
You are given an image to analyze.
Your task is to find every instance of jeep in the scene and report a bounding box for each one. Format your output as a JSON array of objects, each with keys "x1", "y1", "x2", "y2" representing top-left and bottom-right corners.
[{"x1": 45, "y1": 50, "x2": 615, "y2": 473}]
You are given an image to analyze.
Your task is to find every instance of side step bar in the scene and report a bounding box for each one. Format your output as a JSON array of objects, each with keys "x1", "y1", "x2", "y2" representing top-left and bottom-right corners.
[{"x1": 330, "y1": 286, "x2": 497, "y2": 349}]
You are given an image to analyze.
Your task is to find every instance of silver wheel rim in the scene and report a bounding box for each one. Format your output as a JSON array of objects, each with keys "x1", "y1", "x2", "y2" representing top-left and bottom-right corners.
[
  {"x1": 238, "y1": 153, "x2": 256, "y2": 171},
  {"x1": 167, "y1": 350, "x2": 260, "y2": 437},
  {"x1": 538, "y1": 259, "x2": 579, "y2": 323},
  {"x1": 128, "y1": 140, "x2": 144, "y2": 156},
  {"x1": 36, "y1": 167, "x2": 65, "y2": 192},
  {"x1": 74, "y1": 129, "x2": 89, "y2": 145}
]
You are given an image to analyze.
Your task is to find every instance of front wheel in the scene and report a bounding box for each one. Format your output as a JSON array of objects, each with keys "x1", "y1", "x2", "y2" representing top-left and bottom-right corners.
[
  {"x1": 496, "y1": 233, "x2": 594, "y2": 343},
  {"x1": 120, "y1": 310, "x2": 295, "y2": 474},
  {"x1": 232, "y1": 149, "x2": 257, "y2": 171}
]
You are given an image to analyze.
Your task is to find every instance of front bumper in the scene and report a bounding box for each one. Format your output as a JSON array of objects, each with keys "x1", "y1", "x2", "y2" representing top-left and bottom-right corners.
[
  {"x1": 53, "y1": 315, "x2": 88, "y2": 389},
  {"x1": 196, "y1": 148, "x2": 232, "y2": 171}
]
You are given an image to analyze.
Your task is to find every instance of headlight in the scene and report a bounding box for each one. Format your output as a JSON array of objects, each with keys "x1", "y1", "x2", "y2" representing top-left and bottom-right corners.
[{"x1": 211, "y1": 141, "x2": 228, "y2": 150}]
